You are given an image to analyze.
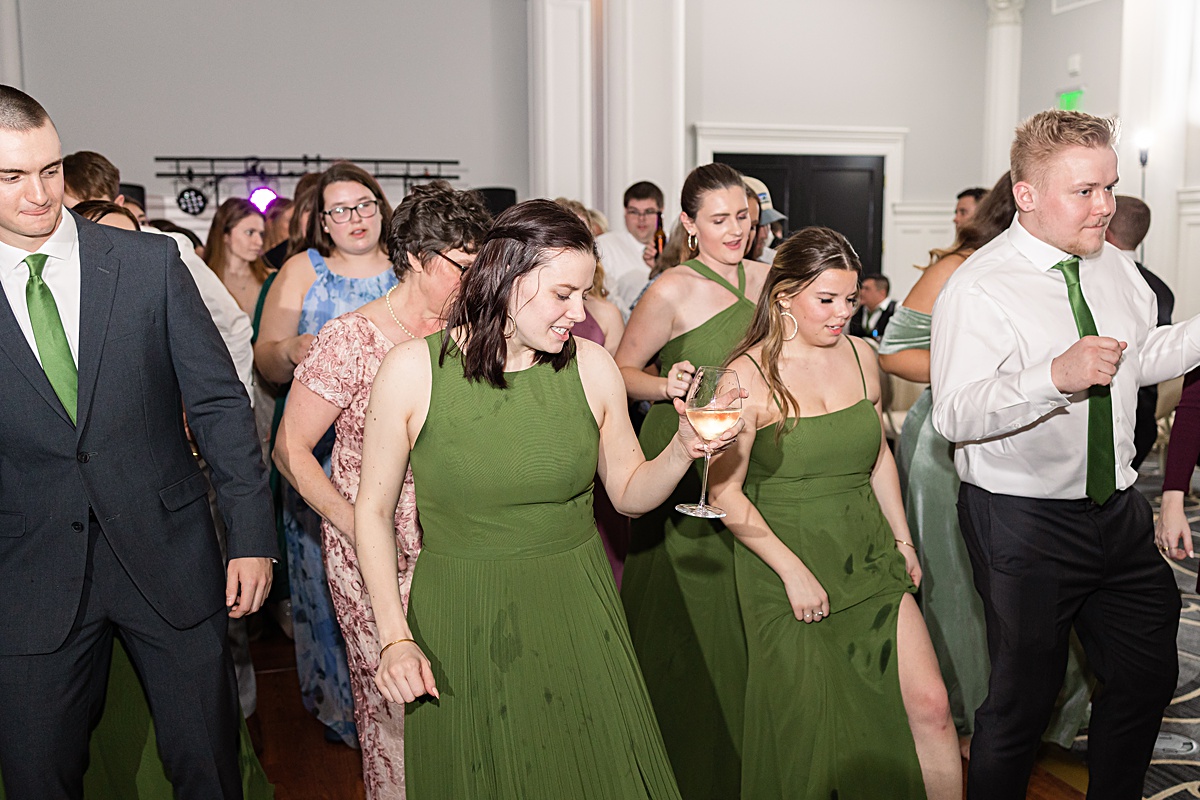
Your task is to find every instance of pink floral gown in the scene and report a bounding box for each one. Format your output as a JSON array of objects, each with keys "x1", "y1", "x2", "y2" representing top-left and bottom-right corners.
[{"x1": 295, "y1": 312, "x2": 421, "y2": 800}]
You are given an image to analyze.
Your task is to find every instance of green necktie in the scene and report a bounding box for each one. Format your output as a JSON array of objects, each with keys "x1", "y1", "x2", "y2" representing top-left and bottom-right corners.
[
  {"x1": 24, "y1": 253, "x2": 77, "y2": 423},
  {"x1": 1052, "y1": 256, "x2": 1115, "y2": 504}
]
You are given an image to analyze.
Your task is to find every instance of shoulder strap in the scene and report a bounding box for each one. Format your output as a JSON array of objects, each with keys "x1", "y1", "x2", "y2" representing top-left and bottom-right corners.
[
  {"x1": 251, "y1": 270, "x2": 279, "y2": 344},
  {"x1": 847, "y1": 337, "x2": 868, "y2": 399},
  {"x1": 684, "y1": 259, "x2": 746, "y2": 301},
  {"x1": 745, "y1": 354, "x2": 785, "y2": 415},
  {"x1": 307, "y1": 248, "x2": 328, "y2": 276}
]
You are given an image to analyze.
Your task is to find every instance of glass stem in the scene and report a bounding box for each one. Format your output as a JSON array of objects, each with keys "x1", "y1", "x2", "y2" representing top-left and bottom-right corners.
[{"x1": 698, "y1": 447, "x2": 712, "y2": 508}]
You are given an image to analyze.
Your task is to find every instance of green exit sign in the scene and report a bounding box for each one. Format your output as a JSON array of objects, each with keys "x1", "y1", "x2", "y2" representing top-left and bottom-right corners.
[{"x1": 1059, "y1": 89, "x2": 1084, "y2": 110}]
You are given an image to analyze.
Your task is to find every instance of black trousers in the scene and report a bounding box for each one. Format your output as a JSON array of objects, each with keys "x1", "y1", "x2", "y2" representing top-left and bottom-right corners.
[
  {"x1": 0, "y1": 519, "x2": 242, "y2": 800},
  {"x1": 957, "y1": 484, "x2": 1180, "y2": 800}
]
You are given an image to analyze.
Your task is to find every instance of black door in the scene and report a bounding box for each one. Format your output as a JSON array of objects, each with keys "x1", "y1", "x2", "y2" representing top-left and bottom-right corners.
[{"x1": 714, "y1": 153, "x2": 885, "y2": 274}]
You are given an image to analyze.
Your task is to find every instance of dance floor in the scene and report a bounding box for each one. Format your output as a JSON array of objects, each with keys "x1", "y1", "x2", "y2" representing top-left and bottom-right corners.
[{"x1": 248, "y1": 629, "x2": 1088, "y2": 799}]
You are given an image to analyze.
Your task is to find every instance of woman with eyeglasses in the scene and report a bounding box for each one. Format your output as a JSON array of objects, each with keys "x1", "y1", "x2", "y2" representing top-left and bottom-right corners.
[
  {"x1": 254, "y1": 162, "x2": 396, "y2": 747},
  {"x1": 613, "y1": 163, "x2": 770, "y2": 798},
  {"x1": 273, "y1": 182, "x2": 490, "y2": 798}
]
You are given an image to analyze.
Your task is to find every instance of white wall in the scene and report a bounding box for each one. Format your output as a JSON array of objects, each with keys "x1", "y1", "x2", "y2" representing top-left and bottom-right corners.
[
  {"x1": 1019, "y1": 0, "x2": 1124, "y2": 120},
  {"x1": 16, "y1": 0, "x2": 530, "y2": 206},
  {"x1": 684, "y1": 0, "x2": 991, "y2": 202}
]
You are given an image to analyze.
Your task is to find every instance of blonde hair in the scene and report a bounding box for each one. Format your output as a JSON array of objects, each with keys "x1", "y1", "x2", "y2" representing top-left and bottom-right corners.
[
  {"x1": 1010, "y1": 110, "x2": 1118, "y2": 187},
  {"x1": 726, "y1": 227, "x2": 861, "y2": 441},
  {"x1": 554, "y1": 197, "x2": 609, "y2": 298}
]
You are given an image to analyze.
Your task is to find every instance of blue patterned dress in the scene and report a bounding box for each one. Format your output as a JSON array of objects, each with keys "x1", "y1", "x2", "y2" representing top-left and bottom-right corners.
[{"x1": 284, "y1": 248, "x2": 397, "y2": 746}]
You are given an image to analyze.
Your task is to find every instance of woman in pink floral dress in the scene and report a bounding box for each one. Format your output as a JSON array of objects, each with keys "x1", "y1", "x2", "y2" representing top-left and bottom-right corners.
[{"x1": 274, "y1": 182, "x2": 492, "y2": 798}]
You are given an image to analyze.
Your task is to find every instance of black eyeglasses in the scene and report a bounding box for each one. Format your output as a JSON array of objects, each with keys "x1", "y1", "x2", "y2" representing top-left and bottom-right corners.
[
  {"x1": 321, "y1": 199, "x2": 379, "y2": 224},
  {"x1": 433, "y1": 251, "x2": 470, "y2": 273},
  {"x1": 625, "y1": 207, "x2": 660, "y2": 219}
]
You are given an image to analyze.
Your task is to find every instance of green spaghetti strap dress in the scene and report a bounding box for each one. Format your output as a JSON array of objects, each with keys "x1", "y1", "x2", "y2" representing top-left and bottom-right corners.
[
  {"x1": 620, "y1": 260, "x2": 753, "y2": 799},
  {"x1": 402, "y1": 332, "x2": 681, "y2": 799},
  {"x1": 736, "y1": 345, "x2": 925, "y2": 799}
]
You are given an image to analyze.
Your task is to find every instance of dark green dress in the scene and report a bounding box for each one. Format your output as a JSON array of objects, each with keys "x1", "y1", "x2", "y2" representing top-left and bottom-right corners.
[
  {"x1": 402, "y1": 333, "x2": 681, "y2": 799},
  {"x1": 620, "y1": 260, "x2": 753, "y2": 799},
  {"x1": 737, "y1": 347, "x2": 925, "y2": 799}
]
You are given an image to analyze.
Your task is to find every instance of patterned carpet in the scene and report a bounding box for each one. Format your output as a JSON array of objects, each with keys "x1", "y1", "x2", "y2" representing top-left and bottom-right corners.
[{"x1": 1087, "y1": 461, "x2": 1200, "y2": 799}]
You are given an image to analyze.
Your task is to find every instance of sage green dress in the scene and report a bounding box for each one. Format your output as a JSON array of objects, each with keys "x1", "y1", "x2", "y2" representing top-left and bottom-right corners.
[
  {"x1": 737, "y1": 346, "x2": 925, "y2": 799},
  {"x1": 880, "y1": 305, "x2": 1091, "y2": 745},
  {"x1": 402, "y1": 333, "x2": 681, "y2": 799},
  {"x1": 620, "y1": 260, "x2": 753, "y2": 799}
]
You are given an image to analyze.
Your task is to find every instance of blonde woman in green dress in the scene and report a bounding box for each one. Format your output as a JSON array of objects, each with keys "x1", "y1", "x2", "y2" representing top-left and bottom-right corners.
[
  {"x1": 710, "y1": 227, "x2": 960, "y2": 799},
  {"x1": 614, "y1": 163, "x2": 769, "y2": 798},
  {"x1": 353, "y1": 200, "x2": 743, "y2": 799}
]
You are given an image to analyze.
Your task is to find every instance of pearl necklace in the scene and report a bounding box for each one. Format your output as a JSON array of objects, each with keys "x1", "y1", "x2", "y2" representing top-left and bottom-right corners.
[{"x1": 385, "y1": 286, "x2": 419, "y2": 341}]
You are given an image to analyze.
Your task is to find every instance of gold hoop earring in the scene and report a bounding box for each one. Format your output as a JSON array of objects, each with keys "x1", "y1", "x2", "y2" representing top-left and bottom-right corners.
[
  {"x1": 687, "y1": 233, "x2": 698, "y2": 251},
  {"x1": 503, "y1": 316, "x2": 516, "y2": 338},
  {"x1": 781, "y1": 310, "x2": 798, "y2": 341}
]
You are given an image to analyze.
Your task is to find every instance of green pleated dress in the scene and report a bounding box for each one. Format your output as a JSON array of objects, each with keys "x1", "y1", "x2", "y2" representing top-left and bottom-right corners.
[
  {"x1": 402, "y1": 333, "x2": 681, "y2": 799},
  {"x1": 620, "y1": 260, "x2": 753, "y2": 799},
  {"x1": 737, "y1": 348, "x2": 925, "y2": 799},
  {"x1": 880, "y1": 306, "x2": 1092, "y2": 746}
]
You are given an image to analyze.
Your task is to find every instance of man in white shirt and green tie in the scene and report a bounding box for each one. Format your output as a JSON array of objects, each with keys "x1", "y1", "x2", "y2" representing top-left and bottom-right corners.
[{"x1": 931, "y1": 110, "x2": 1194, "y2": 800}]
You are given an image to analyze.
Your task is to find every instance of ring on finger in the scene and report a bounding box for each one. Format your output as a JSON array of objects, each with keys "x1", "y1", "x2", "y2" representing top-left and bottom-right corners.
[{"x1": 676, "y1": 371, "x2": 685, "y2": 381}]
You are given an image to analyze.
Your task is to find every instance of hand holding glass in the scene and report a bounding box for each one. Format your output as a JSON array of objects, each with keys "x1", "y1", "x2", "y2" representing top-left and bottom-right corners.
[{"x1": 676, "y1": 367, "x2": 743, "y2": 519}]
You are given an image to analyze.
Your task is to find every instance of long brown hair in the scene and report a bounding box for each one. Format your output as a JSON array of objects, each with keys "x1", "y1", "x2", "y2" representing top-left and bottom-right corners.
[
  {"x1": 925, "y1": 171, "x2": 1015, "y2": 266},
  {"x1": 282, "y1": 172, "x2": 321, "y2": 262},
  {"x1": 203, "y1": 198, "x2": 272, "y2": 285},
  {"x1": 726, "y1": 226, "x2": 861, "y2": 440},
  {"x1": 304, "y1": 162, "x2": 392, "y2": 258},
  {"x1": 440, "y1": 199, "x2": 598, "y2": 389}
]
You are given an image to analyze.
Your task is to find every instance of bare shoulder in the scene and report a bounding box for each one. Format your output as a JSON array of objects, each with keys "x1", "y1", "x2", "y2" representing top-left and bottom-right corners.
[
  {"x1": 575, "y1": 336, "x2": 618, "y2": 376},
  {"x1": 727, "y1": 350, "x2": 772, "y2": 423},
  {"x1": 374, "y1": 337, "x2": 433, "y2": 397},
  {"x1": 847, "y1": 336, "x2": 881, "y2": 401},
  {"x1": 587, "y1": 296, "x2": 624, "y2": 330},
  {"x1": 904, "y1": 251, "x2": 969, "y2": 314},
  {"x1": 274, "y1": 250, "x2": 318, "y2": 292},
  {"x1": 742, "y1": 258, "x2": 773, "y2": 301}
]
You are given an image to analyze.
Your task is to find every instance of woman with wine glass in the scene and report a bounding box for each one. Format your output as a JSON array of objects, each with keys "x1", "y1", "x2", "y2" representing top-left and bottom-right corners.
[
  {"x1": 354, "y1": 200, "x2": 741, "y2": 799},
  {"x1": 709, "y1": 227, "x2": 960, "y2": 799},
  {"x1": 613, "y1": 162, "x2": 769, "y2": 797}
]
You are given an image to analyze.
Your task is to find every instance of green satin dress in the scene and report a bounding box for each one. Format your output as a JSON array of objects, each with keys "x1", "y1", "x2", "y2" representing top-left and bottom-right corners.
[
  {"x1": 402, "y1": 333, "x2": 681, "y2": 799},
  {"x1": 737, "y1": 347, "x2": 925, "y2": 799},
  {"x1": 881, "y1": 305, "x2": 1091, "y2": 745},
  {"x1": 0, "y1": 639, "x2": 272, "y2": 799},
  {"x1": 620, "y1": 260, "x2": 753, "y2": 799}
]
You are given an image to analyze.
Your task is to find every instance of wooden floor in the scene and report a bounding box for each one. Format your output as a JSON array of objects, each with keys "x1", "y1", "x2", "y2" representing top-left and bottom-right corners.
[{"x1": 250, "y1": 626, "x2": 1085, "y2": 800}]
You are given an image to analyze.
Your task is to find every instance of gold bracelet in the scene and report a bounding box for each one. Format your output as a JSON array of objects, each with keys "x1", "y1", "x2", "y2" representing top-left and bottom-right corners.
[
  {"x1": 895, "y1": 539, "x2": 916, "y2": 551},
  {"x1": 380, "y1": 637, "x2": 416, "y2": 657}
]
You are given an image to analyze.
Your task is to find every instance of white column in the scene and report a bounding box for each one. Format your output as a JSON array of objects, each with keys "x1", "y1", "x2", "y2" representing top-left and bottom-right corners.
[
  {"x1": 981, "y1": 0, "x2": 1024, "y2": 183},
  {"x1": 528, "y1": 0, "x2": 594, "y2": 203},
  {"x1": 0, "y1": 0, "x2": 23, "y2": 89},
  {"x1": 601, "y1": 0, "x2": 686, "y2": 225}
]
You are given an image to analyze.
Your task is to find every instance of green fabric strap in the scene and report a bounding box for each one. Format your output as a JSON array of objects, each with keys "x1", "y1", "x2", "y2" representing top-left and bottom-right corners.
[
  {"x1": 1052, "y1": 256, "x2": 1115, "y2": 505},
  {"x1": 24, "y1": 253, "x2": 77, "y2": 423}
]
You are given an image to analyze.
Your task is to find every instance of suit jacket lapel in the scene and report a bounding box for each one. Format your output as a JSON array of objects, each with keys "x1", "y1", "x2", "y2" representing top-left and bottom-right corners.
[
  {"x1": 74, "y1": 218, "x2": 119, "y2": 438},
  {"x1": 0, "y1": 281, "x2": 73, "y2": 425}
]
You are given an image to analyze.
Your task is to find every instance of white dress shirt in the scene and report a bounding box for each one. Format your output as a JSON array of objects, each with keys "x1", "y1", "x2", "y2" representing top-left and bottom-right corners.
[
  {"x1": 596, "y1": 229, "x2": 651, "y2": 320},
  {"x1": 0, "y1": 211, "x2": 81, "y2": 367},
  {"x1": 930, "y1": 216, "x2": 1200, "y2": 499},
  {"x1": 866, "y1": 297, "x2": 894, "y2": 332}
]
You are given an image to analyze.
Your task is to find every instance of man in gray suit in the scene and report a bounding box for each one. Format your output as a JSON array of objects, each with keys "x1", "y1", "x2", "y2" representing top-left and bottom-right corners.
[{"x1": 0, "y1": 86, "x2": 275, "y2": 798}]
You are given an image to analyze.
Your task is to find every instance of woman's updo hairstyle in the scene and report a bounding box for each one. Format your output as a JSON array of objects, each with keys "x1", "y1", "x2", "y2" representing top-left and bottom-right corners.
[
  {"x1": 679, "y1": 162, "x2": 745, "y2": 257},
  {"x1": 440, "y1": 199, "x2": 598, "y2": 389}
]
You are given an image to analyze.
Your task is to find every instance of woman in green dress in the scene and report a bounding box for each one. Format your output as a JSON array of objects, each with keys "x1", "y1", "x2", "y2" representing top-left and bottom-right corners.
[
  {"x1": 353, "y1": 200, "x2": 742, "y2": 799},
  {"x1": 614, "y1": 164, "x2": 769, "y2": 798},
  {"x1": 710, "y1": 227, "x2": 961, "y2": 799},
  {"x1": 878, "y1": 173, "x2": 1091, "y2": 759}
]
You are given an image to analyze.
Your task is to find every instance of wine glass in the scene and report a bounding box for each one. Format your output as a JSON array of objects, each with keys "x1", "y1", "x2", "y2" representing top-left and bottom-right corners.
[{"x1": 676, "y1": 366, "x2": 743, "y2": 519}]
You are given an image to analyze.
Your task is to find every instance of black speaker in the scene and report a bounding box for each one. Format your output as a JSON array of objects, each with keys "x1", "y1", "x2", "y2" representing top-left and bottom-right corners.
[
  {"x1": 119, "y1": 182, "x2": 147, "y2": 210},
  {"x1": 475, "y1": 187, "x2": 518, "y2": 217}
]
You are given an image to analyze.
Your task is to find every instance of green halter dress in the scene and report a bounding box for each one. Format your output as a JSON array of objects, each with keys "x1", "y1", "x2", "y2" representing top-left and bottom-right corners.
[
  {"x1": 738, "y1": 344, "x2": 924, "y2": 799},
  {"x1": 402, "y1": 332, "x2": 681, "y2": 799},
  {"x1": 620, "y1": 260, "x2": 754, "y2": 799}
]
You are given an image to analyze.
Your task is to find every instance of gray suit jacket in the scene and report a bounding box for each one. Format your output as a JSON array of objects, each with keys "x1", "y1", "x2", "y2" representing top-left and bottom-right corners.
[{"x1": 0, "y1": 213, "x2": 276, "y2": 655}]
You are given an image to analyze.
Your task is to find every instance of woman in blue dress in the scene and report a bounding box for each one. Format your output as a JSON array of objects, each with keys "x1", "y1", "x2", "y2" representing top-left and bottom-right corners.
[{"x1": 254, "y1": 163, "x2": 397, "y2": 745}]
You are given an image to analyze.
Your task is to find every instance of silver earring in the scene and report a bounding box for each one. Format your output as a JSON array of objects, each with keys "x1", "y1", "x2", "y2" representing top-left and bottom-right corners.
[{"x1": 781, "y1": 309, "x2": 798, "y2": 341}]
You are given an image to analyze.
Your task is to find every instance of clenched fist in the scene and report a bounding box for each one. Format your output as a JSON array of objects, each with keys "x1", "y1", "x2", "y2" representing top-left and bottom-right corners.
[{"x1": 1050, "y1": 336, "x2": 1127, "y2": 395}]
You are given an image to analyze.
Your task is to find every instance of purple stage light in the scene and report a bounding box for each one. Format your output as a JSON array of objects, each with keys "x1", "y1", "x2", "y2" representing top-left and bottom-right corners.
[{"x1": 249, "y1": 187, "x2": 278, "y2": 212}]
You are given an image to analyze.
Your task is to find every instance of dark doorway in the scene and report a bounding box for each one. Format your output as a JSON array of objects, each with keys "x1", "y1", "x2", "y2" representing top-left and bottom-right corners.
[{"x1": 714, "y1": 153, "x2": 885, "y2": 274}]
